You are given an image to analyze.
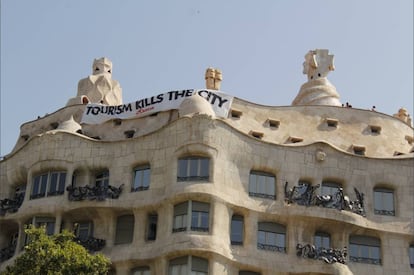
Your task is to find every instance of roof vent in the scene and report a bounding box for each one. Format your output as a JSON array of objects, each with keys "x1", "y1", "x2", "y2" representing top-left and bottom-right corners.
[
  {"x1": 326, "y1": 118, "x2": 338, "y2": 127},
  {"x1": 250, "y1": 131, "x2": 264, "y2": 139},
  {"x1": 267, "y1": 119, "x2": 280, "y2": 129}
]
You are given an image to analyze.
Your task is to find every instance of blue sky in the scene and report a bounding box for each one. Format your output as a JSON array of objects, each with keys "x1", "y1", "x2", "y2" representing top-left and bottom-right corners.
[{"x1": 1, "y1": 0, "x2": 413, "y2": 156}]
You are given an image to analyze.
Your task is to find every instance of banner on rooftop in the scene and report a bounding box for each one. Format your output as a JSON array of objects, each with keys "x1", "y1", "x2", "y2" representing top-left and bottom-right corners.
[{"x1": 80, "y1": 89, "x2": 234, "y2": 124}]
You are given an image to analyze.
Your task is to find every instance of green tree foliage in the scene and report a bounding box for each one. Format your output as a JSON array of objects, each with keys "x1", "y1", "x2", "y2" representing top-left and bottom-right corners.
[{"x1": 1, "y1": 226, "x2": 110, "y2": 275}]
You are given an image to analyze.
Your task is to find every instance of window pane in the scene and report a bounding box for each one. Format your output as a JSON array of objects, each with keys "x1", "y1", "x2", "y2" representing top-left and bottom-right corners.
[
  {"x1": 231, "y1": 217, "x2": 243, "y2": 244},
  {"x1": 147, "y1": 214, "x2": 157, "y2": 241},
  {"x1": 371, "y1": 246, "x2": 380, "y2": 259},
  {"x1": 178, "y1": 159, "x2": 188, "y2": 178},
  {"x1": 199, "y1": 158, "x2": 209, "y2": 178},
  {"x1": 189, "y1": 159, "x2": 198, "y2": 177},
  {"x1": 276, "y1": 233, "x2": 285, "y2": 248},
  {"x1": 143, "y1": 169, "x2": 150, "y2": 188},
  {"x1": 200, "y1": 212, "x2": 209, "y2": 228},
  {"x1": 361, "y1": 245, "x2": 369, "y2": 258},
  {"x1": 32, "y1": 176, "x2": 40, "y2": 195},
  {"x1": 58, "y1": 173, "x2": 66, "y2": 192},
  {"x1": 257, "y1": 176, "x2": 265, "y2": 194},
  {"x1": 50, "y1": 173, "x2": 58, "y2": 192},
  {"x1": 192, "y1": 256, "x2": 208, "y2": 272},
  {"x1": 349, "y1": 244, "x2": 358, "y2": 257},
  {"x1": 115, "y1": 215, "x2": 134, "y2": 244},
  {"x1": 383, "y1": 192, "x2": 394, "y2": 211},
  {"x1": 409, "y1": 246, "x2": 414, "y2": 266},
  {"x1": 374, "y1": 191, "x2": 382, "y2": 210},
  {"x1": 258, "y1": 231, "x2": 266, "y2": 244},
  {"x1": 267, "y1": 232, "x2": 276, "y2": 246},
  {"x1": 40, "y1": 174, "x2": 48, "y2": 194},
  {"x1": 249, "y1": 174, "x2": 256, "y2": 193}
]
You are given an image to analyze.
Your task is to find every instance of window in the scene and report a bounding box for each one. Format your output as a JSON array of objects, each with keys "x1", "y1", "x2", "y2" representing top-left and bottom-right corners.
[
  {"x1": 250, "y1": 131, "x2": 264, "y2": 139},
  {"x1": 131, "y1": 267, "x2": 150, "y2": 275},
  {"x1": 173, "y1": 201, "x2": 210, "y2": 233},
  {"x1": 321, "y1": 181, "x2": 341, "y2": 197},
  {"x1": 31, "y1": 171, "x2": 66, "y2": 199},
  {"x1": 95, "y1": 170, "x2": 109, "y2": 188},
  {"x1": 353, "y1": 145, "x2": 366, "y2": 156},
  {"x1": 349, "y1": 235, "x2": 381, "y2": 265},
  {"x1": 257, "y1": 222, "x2": 286, "y2": 253},
  {"x1": 409, "y1": 245, "x2": 414, "y2": 268},
  {"x1": 146, "y1": 214, "x2": 158, "y2": 241},
  {"x1": 115, "y1": 214, "x2": 134, "y2": 244},
  {"x1": 249, "y1": 171, "x2": 276, "y2": 200},
  {"x1": 267, "y1": 118, "x2": 280, "y2": 128},
  {"x1": 326, "y1": 118, "x2": 338, "y2": 127},
  {"x1": 133, "y1": 165, "x2": 151, "y2": 192},
  {"x1": 231, "y1": 215, "x2": 244, "y2": 245},
  {"x1": 33, "y1": 217, "x2": 56, "y2": 236},
  {"x1": 239, "y1": 272, "x2": 261, "y2": 275},
  {"x1": 169, "y1": 256, "x2": 208, "y2": 275},
  {"x1": 75, "y1": 221, "x2": 93, "y2": 240},
  {"x1": 230, "y1": 109, "x2": 242, "y2": 119},
  {"x1": 374, "y1": 188, "x2": 395, "y2": 216},
  {"x1": 177, "y1": 157, "x2": 210, "y2": 182},
  {"x1": 314, "y1": 232, "x2": 331, "y2": 249}
]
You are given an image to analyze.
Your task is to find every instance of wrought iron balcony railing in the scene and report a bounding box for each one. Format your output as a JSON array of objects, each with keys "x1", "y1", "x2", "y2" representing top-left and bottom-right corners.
[
  {"x1": 257, "y1": 243, "x2": 286, "y2": 253},
  {"x1": 66, "y1": 183, "x2": 123, "y2": 201},
  {"x1": 297, "y1": 243, "x2": 347, "y2": 264},
  {"x1": 284, "y1": 182, "x2": 366, "y2": 216},
  {"x1": 349, "y1": 255, "x2": 381, "y2": 265},
  {"x1": 74, "y1": 236, "x2": 106, "y2": 252},
  {"x1": 0, "y1": 193, "x2": 25, "y2": 215},
  {"x1": 0, "y1": 243, "x2": 16, "y2": 263}
]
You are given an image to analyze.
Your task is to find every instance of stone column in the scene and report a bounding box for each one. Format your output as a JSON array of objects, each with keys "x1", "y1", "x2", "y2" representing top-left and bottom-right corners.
[{"x1": 54, "y1": 211, "x2": 63, "y2": 234}]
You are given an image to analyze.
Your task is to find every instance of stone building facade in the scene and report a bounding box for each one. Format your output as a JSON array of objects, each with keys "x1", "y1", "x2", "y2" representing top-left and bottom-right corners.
[{"x1": 1, "y1": 51, "x2": 413, "y2": 275}]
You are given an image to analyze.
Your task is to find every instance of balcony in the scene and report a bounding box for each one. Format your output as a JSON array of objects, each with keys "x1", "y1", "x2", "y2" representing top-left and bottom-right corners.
[
  {"x1": 297, "y1": 243, "x2": 347, "y2": 264},
  {"x1": 0, "y1": 243, "x2": 16, "y2": 263},
  {"x1": 74, "y1": 236, "x2": 106, "y2": 252},
  {"x1": 0, "y1": 193, "x2": 25, "y2": 215},
  {"x1": 66, "y1": 184, "x2": 123, "y2": 201},
  {"x1": 284, "y1": 182, "x2": 366, "y2": 216}
]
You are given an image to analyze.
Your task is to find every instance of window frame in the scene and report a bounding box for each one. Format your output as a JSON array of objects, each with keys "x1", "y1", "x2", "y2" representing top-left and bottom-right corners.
[
  {"x1": 146, "y1": 213, "x2": 158, "y2": 241},
  {"x1": 95, "y1": 170, "x2": 109, "y2": 188},
  {"x1": 349, "y1": 235, "x2": 382, "y2": 265},
  {"x1": 30, "y1": 171, "x2": 66, "y2": 199},
  {"x1": 248, "y1": 171, "x2": 276, "y2": 200},
  {"x1": 168, "y1": 255, "x2": 208, "y2": 275},
  {"x1": 314, "y1": 231, "x2": 331, "y2": 250},
  {"x1": 231, "y1": 214, "x2": 244, "y2": 245},
  {"x1": 173, "y1": 201, "x2": 210, "y2": 233},
  {"x1": 114, "y1": 214, "x2": 135, "y2": 245},
  {"x1": 409, "y1": 245, "x2": 414, "y2": 268},
  {"x1": 257, "y1": 222, "x2": 286, "y2": 253},
  {"x1": 373, "y1": 188, "x2": 395, "y2": 216},
  {"x1": 177, "y1": 157, "x2": 210, "y2": 182},
  {"x1": 74, "y1": 221, "x2": 93, "y2": 240},
  {"x1": 132, "y1": 165, "x2": 151, "y2": 192},
  {"x1": 131, "y1": 266, "x2": 150, "y2": 275}
]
